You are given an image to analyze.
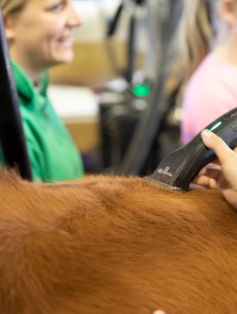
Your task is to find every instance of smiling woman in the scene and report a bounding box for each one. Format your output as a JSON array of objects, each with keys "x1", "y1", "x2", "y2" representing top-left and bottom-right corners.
[
  {"x1": 0, "y1": 0, "x2": 85, "y2": 182},
  {"x1": 5, "y1": 0, "x2": 82, "y2": 80}
]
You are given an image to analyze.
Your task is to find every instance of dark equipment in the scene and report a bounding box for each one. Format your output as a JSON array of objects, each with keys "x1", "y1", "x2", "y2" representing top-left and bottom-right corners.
[
  {"x1": 0, "y1": 9, "x2": 32, "y2": 180},
  {"x1": 147, "y1": 108, "x2": 237, "y2": 192},
  {"x1": 100, "y1": 0, "x2": 183, "y2": 176},
  {"x1": 99, "y1": 85, "x2": 157, "y2": 175}
]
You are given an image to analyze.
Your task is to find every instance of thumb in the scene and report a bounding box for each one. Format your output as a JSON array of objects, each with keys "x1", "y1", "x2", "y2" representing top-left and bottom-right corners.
[{"x1": 201, "y1": 129, "x2": 234, "y2": 165}]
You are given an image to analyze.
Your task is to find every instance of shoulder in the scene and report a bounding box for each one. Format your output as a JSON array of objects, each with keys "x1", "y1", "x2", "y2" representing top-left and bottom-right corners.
[
  {"x1": 183, "y1": 54, "x2": 237, "y2": 110},
  {"x1": 181, "y1": 54, "x2": 237, "y2": 143},
  {"x1": 184, "y1": 55, "x2": 220, "y2": 98}
]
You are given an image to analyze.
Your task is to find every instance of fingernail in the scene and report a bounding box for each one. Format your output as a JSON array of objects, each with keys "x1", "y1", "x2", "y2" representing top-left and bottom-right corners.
[
  {"x1": 202, "y1": 129, "x2": 213, "y2": 139},
  {"x1": 153, "y1": 311, "x2": 166, "y2": 314}
]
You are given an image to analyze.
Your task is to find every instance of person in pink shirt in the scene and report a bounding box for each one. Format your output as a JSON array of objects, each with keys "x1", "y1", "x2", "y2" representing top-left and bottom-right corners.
[{"x1": 176, "y1": 0, "x2": 237, "y2": 144}]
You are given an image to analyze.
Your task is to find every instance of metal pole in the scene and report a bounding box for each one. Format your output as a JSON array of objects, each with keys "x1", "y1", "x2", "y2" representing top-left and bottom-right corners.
[
  {"x1": 119, "y1": 0, "x2": 183, "y2": 175},
  {"x1": 0, "y1": 8, "x2": 32, "y2": 180}
]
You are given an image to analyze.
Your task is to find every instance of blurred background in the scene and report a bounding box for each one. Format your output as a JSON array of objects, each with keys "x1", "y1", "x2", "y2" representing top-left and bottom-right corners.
[{"x1": 48, "y1": 0, "x2": 183, "y2": 176}]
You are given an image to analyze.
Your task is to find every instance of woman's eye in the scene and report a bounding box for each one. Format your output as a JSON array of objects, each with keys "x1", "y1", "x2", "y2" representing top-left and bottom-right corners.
[{"x1": 49, "y1": 2, "x2": 65, "y2": 12}]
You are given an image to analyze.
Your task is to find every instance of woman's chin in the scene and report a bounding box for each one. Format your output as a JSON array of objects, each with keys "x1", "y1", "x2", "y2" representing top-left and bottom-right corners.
[{"x1": 51, "y1": 52, "x2": 74, "y2": 66}]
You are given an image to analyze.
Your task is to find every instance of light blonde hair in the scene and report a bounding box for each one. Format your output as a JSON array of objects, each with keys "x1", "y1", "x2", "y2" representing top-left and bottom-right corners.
[
  {"x1": 0, "y1": 0, "x2": 25, "y2": 17},
  {"x1": 178, "y1": 0, "x2": 216, "y2": 83},
  {"x1": 167, "y1": 0, "x2": 217, "y2": 95}
]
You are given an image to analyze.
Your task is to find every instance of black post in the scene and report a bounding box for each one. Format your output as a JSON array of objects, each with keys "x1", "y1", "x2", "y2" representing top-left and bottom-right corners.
[
  {"x1": 107, "y1": 3, "x2": 124, "y2": 37},
  {"x1": 0, "y1": 9, "x2": 32, "y2": 180},
  {"x1": 119, "y1": 0, "x2": 183, "y2": 175},
  {"x1": 127, "y1": 14, "x2": 136, "y2": 83}
]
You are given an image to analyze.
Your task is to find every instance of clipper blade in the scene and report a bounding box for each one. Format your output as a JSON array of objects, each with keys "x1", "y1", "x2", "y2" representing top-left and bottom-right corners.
[{"x1": 143, "y1": 177, "x2": 186, "y2": 193}]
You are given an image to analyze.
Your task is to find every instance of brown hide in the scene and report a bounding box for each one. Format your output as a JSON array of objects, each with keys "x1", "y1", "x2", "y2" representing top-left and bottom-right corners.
[{"x1": 0, "y1": 170, "x2": 237, "y2": 314}]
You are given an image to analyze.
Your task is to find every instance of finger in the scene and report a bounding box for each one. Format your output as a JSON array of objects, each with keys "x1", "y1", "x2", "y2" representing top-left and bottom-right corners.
[
  {"x1": 210, "y1": 160, "x2": 221, "y2": 166},
  {"x1": 189, "y1": 183, "x2": 207, "y2": 191},
  {"x1": 153, "y1": 311, "x2": 166, "y2": 314},
  {"x1": 201, "y1": 130, "x2": 236, "y2": 166},
  {"x1": 207, "y1": 163, "x2": 221, "y2": 169},
  {"x1": 192, "y1": 174, "x2": 219, "y2": 189},
  {"x1": 200, "y1": 168, "x2": 222, "y2": 180},
  {"x1": 195, "y1": 168, "x2": 221, "y2": 180}
]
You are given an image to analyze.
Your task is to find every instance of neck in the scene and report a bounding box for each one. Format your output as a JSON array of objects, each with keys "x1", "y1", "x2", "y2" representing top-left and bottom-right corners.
[
  {"x1": 213, "y1": 26, "x2": 237, "y2": 67},
  {"x1": 10, "y1": 48, "x2": 43, "y2": 84}
]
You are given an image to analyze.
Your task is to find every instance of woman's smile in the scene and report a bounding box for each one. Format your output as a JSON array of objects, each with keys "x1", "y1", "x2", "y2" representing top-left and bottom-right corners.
[{"x1": 57, "y1": 34, "x2": 74, "y2": 47}]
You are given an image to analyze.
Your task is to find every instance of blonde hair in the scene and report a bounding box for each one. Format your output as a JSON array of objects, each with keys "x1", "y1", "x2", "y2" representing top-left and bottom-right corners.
[
  {"x1": 0, "y1": 0, "x2": 25, "y2": 17},
  {"x1": 178, "y1": 0, "x2": 215, "y2": 82},
  {"x1": 167, "y1": 0, "x2": 216, "y2": 95}
]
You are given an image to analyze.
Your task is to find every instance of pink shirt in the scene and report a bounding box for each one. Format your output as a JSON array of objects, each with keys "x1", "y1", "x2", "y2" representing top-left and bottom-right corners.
[{"x1": 181, "y1": 53, "x2": 237, "y2": 144}]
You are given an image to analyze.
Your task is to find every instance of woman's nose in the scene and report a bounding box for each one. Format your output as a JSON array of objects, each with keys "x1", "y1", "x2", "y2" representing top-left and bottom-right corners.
[{"x1": 67, "y1": 5, "x2": 83, "y2": 28}]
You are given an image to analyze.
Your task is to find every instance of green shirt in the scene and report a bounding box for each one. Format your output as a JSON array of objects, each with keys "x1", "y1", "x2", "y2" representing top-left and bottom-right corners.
[{"x1": 0, "y1": 61, "x2": 84, "y2": 182}]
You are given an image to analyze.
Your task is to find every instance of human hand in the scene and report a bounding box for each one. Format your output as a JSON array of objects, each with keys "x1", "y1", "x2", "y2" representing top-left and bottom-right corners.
[{"x1": 192, "y1": 129, "x2": 237, "y2": 209}]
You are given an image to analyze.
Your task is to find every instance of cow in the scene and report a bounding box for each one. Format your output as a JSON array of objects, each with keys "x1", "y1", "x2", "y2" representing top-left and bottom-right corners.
[{"x1": 0, "y1": 169, "x2": 236, "y2": 314}]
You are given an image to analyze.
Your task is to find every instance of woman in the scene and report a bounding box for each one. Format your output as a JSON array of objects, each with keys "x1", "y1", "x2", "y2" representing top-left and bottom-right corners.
[
  {"x1": 174, "y1": 0, "x2": 237, "y2": 144},
  {"x1": 0, "y1": 0, "x2": 84, "y2": 182}
]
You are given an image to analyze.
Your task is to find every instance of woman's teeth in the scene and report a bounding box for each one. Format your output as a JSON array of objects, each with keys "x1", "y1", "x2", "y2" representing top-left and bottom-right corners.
[{"x1": 58, "y1": 37, "x2": 73, "y2": 43}]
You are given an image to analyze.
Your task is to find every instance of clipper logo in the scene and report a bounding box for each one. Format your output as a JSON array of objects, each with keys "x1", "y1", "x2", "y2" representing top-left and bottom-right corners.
[{"x1": 158, "y1": 167, "x2": 173, "y2": 177}]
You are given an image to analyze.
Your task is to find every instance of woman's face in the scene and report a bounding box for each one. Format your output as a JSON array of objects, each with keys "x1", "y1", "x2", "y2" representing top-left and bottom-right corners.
[{"x1": 7, "y1": 0, "x2": 82, "y2": 72}]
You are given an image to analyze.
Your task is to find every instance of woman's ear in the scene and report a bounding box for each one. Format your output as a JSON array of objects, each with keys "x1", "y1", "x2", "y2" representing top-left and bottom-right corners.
[
  {"x1": 218, "y1": 0, "x2": 237, "y2": 25},
  {"x1": 4, "y1": 16, "x2": 16, "y2": 41}
]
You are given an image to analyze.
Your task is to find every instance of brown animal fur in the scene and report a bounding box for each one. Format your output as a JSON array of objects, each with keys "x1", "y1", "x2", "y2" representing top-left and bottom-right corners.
[{"x1": 0, "y1": 170, "x2": 237, "y2": 314}]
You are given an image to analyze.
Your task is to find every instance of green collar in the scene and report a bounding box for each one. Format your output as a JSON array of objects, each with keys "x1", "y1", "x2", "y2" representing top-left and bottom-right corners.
[{"x1": 11, "y1": 60, "x2": 49, "y2": 108}]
